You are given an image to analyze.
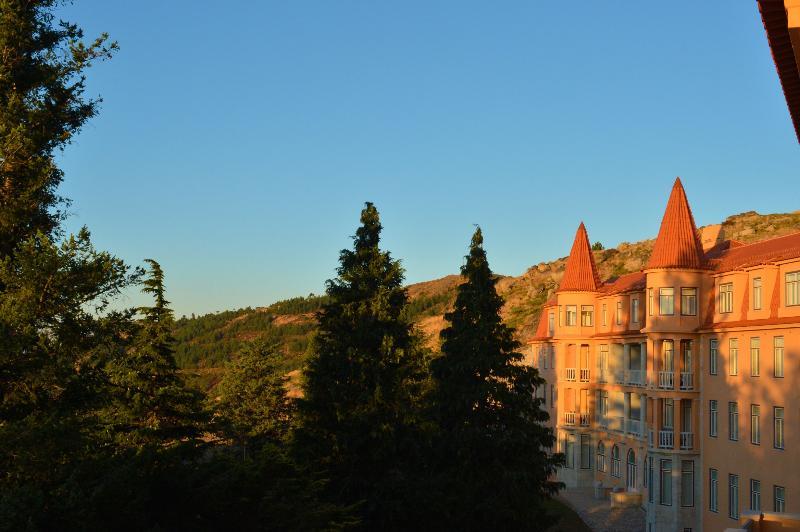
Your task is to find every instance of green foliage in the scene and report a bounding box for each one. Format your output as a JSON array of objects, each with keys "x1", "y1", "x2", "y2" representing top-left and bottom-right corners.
[
  {"x1": 269, "y1": 294, "x2": 329, "y2": 315},
  {"x1": 297, "y1": 202, "x2": 430, "y2": 527},
  {"x1": 404, "y1": 289, "x2": 454, "y2": 318},
  {"x1": 591, "y1": 241, "x2": 604, "y2": 251},
  {"x1": 427, "y1": 227, "x2": 564, "y2": 531},
  {"x1": 213, "y1": 341, "x2": 295, "y2": 452}
]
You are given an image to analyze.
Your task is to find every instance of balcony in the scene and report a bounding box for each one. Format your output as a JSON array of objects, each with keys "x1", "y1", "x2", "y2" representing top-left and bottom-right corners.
[
  {"x1": 610, "y1": 416, "x2": 624, "y2": 432},
  {"x1": 626, "y1": 418, "x2": 642, "y2": 436},
  {"x1": 659, "y1": 430, "x2": 674, "y2": 449},
  {"x1": 625, "y1": 369, "x2": 644, "y2": 386},
  {"x1": 679, "y1": 372, "x2": 694, "y2": 391},
  {"x1": 613, "y1": 370, "x2": 624, "y2": 384},
  {"x1": 579, "y1": 368, "x2": 590, "y2": 382},
  {"x1": 598, "y1": 371, "x2": 607, "y2": 384},
  {"x1": 599, "y1": 416, "x2": 609, "y2": 429},
  {"x1": 564, "y1": 411, "x2": 576, "y2": 425},
  {"x1": 680, "y1": 432, "x2": 694, "y2": 450},
  {"x1": 658, "y1": 371, "x2": 674, "y2": 389},
  {"x1": 579, "y1": 412, "x2": 590, "y2": 426},
  {"x1": 564, "y1": 368, "x2": 576, "y2": 382}
]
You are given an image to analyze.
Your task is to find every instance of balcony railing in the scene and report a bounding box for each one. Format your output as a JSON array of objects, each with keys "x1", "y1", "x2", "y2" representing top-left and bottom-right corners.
[
  {"x1": 579, "y1": 368, "x2": 590, "y2": 382},
  {"x1": 579, "y1": 412, "x2": 590, "y2": 426},
  {"x1": 564, "y1": 368, "x2": 576, "y2": 382},
  {"x1": 564, "y1": 411, "x2": 576, "y2": 425},
  {"x1": 599, "y1": 416, "x2": 609, "y2": 429},
  {"x1": 659, "y1": 430, "x2": 674, "y2": 449},
  {"x1": 680, "y1": 372, "x2": 694, "y2": 391},
  {"x1": 598, "y1": 371, "x2": 607, "y2": 383},
  {"x1": 611, "y1": 416, "x2": 624, "y2": 432},
  {"x1": 613, "y1": 370, "x2": 624, "y2": 384},
  {"x1": 626, "y1": 418, "x2": 642, "y2": 436},
  {"x1": 625, "y1": 369, "x2": 644, "y2": 386},
  {"x1": 658, "y1": 371, "x2": 674, "y2": 389},
  {"x1": 680, "y1": 432, "x2": 694, "y2": 450}
]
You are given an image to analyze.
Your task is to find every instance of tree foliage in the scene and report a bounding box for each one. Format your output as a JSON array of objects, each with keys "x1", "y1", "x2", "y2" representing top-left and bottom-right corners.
[{"x1": 427, "y1": 227, "x2": 563, "y2": 530}]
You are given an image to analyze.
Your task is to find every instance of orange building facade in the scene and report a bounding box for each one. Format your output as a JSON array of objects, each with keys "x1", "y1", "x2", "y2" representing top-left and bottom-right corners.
[{"x1": 530, "y1": 179, "x2": 800, "y2": 531}]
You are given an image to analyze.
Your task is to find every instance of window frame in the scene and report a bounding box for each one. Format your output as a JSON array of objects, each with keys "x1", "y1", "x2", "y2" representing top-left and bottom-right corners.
[
  {"x1": 729, "y1": 402, "x2": 739, "y2": 441},
  {"x1": 774, "y1": 406, "x2": 784, "y2": 450},
  {"x1": 710, "y1": 400, "x2": 718, "y2": 438},
  {"x1": 632, "y1": 297, "x2": 640, "y2": 323},
  {"x1": 774, "y1": 485, "x2": 786, "y2": 513},
  {"x1": 681, "y1": 287, "x2": 697, "y2": 316},
  {"x1": 774, "y1": 336, "x2": 784, "y2": 378},
  {"x1": 753, "y1": 277, "x2": 762, "y2": 310},
  {"x1": 660, "y1": 459, "x2": 673, "y2": 506},
  {"x1": 616, "y1": 301, "x2": 623, "y2": 325},
  {"x1": 681, "y1": 460, "x2": 695, "y2": 507},
  {"x1": 729, "y1": 474, "x2": 740, "y2": 520},
  {"x1": 787, "y1": 271, "x2": 800, "y2": 307},
  {"x1": 710, "y1": 339, "x2": 718, "y2": 375},
  {"x1": 750, "y1": 478, "x2": 761, "y2": 512},
  {"x1": 751, "y1": 404, "x2": 760, "y2": 445},
  {"x1": 750, "y1": 337, "x2": 760, "y2": 377},
  {"x1": 709, "y1": 468, "x2": 719, "y2": 513},
  {"x1": 729, "y1": 338, "x2": 739, "y2": 376},
  {"x1": 580, "y1": 305, "x2": 593, "y2": 327},
  {"x1": 659, "y1": 287, "x2": 675, "y2": 316},
  {"x1": 565, "y1": 305, "x2": 577, "y2": 326},
  {"x1": 720, "y1": 282, "x2": 734, "y2": 314}
]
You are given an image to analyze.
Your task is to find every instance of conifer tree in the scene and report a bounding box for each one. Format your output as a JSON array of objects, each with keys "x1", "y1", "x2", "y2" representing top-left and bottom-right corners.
[
  {"x1": 428, "y1": 227, "x2": 563, "y2": 530},
  {"x1": 297, "y1": 202, "x2": 428, "y2": 525},
  {"x1": 214, "y1": 340, "x2": 294, "y2": 457},
  {"x1": 103, "y1": 259, "x2": 200, "y2": 447}
]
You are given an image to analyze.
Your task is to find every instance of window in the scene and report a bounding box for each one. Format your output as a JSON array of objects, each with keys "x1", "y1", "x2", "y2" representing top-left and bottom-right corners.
[
  {"x1": 710, "y1": 469, "x2": 719, "y2": 512},
  {"x1": 611, "y1": 445, "x2": 621, "y2": 477},
  {"x1": 663, "y1": 340, "x2": 675, "y2": 372},
  {"x1": 681, "y1": 287, "x2": 697, "y2": 315},
  {"x1": 548, "y1": 312, "x2": 554, "y2": 336},
  {"x1": 750, "y1": 337, "x2": 760, "y2": 377},
  {"x1": 581, "y1": 305, "x2": 593, "y2": 327},
  {"x1": 710, "y1": 339, "x2": 718, "y2": 375},
  {"x1": 750, "y1": 479, "x2": 761, "y2": 511},
  {"x1": 632, "y1": 298, "x2": 640, "y2": 323},
  {"x1": 751, "y1": 404, "x2": 760, "y2": 445},
  {"x1": 729, "y1": 474, "x2": 740, "y2": 519},
  {"x1": 660, "y1": 460, "x2": 673, "y2": 506},
  {"x1": 663, "y1": 399, "x2": 674, "y2": 429},
  {"x1": 601, "y1": 304, "x2": 607, "y2": 326},
  {"x1": 681, "y1": 461, "x2": 694, "y2": 507},
  {"x1": 710, "y1": 400, "x2": 718, "y2": 437},
  {"x1": 729, "y1": 402, "x2": 739, "y2": 441},
  {"x1": 775, "y1": 485, "x2": 786, "y2": 513},
  {"x1": 616, "y1": 301, "x2": 623, "y2": 325},
  {"x1": 720, "y1": 282, "x2": 733, "y2": 313},
  {"x1": 580, "y1": 434, "x2": 591, "y2": 469},
  {"x1": 565, "y1": 305, "x2": 577, "y2": 326},
  {"x1": 648, "y1": 457, "x2": 654, "y2": 503},
  {"x1": 753, "y1": 277, "x2": 762, "y2": 310},
  {"x1": 649, "y1": 288, "x2": 654, "y2": 316},
  {"x1": 558, "y1": 305, "x2": 563, "y2": 326},
  {"x1": 729, "y1": 338, "x2": 739, "y2": 376},
  {"x1": 659, "y1": 288, "x2": 675, "y2": 315},
  {"x1": 774, "y1": 407, "x2": 784, "y2": 449},
  {"x1": 627, "y1": 449, "x2": 637, "y2": 489},
  {"x1": 596, "y1": 442, "x2": 606, "y2": 473},
  {"x1": 788, "y1": 271, "x2": 800, "y2": 306},
  {"x1": 774, "y1": 336, "x2": 784, "y2": 378}
]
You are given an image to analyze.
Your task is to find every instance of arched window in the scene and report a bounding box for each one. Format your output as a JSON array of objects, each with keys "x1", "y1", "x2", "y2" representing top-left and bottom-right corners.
[
  {"x1": 611, "y1": 445, "x2": 621, "y2": 477},
  {"x1": 626, "y1": 449, "x2": 637, "y2": 489},
  {"x1": 596, "y1": 442, "x2": 606, "y2": 473}
]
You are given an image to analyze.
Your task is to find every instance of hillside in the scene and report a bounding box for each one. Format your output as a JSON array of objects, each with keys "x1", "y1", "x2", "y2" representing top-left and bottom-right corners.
[{"x1": 175, "y1": 210, "x2": 800, "y2": 392}]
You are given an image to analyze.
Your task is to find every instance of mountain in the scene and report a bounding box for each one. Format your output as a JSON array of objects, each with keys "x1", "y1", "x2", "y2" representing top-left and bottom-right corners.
[{"x1": 175, "y1": 210, "x2": 800, "y2": 392}]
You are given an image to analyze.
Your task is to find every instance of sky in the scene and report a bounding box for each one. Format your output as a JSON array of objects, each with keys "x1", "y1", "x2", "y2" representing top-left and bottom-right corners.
[{"x1": 55, "y1": 1, "x2": 799, "y2": 318}]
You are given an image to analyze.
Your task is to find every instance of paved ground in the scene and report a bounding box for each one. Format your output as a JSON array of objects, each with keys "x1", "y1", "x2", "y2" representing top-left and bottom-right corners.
[{"x1": 556, "y1": 488, "x2": 646, "y2": 532}]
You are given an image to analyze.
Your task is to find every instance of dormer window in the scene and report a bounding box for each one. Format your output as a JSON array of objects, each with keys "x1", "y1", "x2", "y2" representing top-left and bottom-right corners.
[
  {"x1": 681, "y1": 288, "x2": 697, "y2": 316},
  {"x1": 720, "y1": 283, "x2": 733, "y2": 314},
  {"x1": 581, "y1": 305, "x2": 593, "y2": 326},
  {"x1": 753, "y1": 277, "x2": 762, "y2": 310}
]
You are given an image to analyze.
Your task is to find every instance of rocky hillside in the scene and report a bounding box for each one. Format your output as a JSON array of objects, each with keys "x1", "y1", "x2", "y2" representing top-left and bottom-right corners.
[{"x1": 175, "y1": 210, "x2": 800, "y2": 391}]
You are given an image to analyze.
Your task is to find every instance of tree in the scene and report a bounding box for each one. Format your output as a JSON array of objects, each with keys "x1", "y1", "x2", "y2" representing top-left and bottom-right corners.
[
  {"x1": 428, "y1": 227, "x2": 563, "y2": 530},
  {"x1": 214, "y1": 340, "x2": 294, "y2": 457},
  {"x1": 0, "y1": 0, "x2": 117, "y2": 259},
  {"x1": 297, "y1": 202, "x2": 429, "y2": 526},
  {"x1": 591, "y1": 241, "x2": 604, "y2": 251},
  {"x1": 102, "y1": 259, "x2": 201, "y2": 447}
]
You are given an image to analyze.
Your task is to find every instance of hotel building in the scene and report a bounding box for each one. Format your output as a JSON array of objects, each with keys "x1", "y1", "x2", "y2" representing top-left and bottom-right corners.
[{"x1": 530, "y1": 178, "x2": 800, "y2": 531}]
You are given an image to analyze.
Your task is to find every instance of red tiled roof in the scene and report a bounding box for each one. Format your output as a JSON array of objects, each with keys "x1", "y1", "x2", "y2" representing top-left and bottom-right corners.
[
  {"x1": 599, "y1": 271, "x2": 646, "y2": 295},
  {"x1": 646, "y1": 178, "x2": 706, "y2": 270},
  {"x1": 706, "y1": 231, "x2": 800, "y2": 272},
  {"x1": 531, "y1": 310, "x2": 551, "y2": 341},
  {"x1": 758, "y1": 0, "x2": 800, "y2": 143},
  {"x1": 557, "y1": 222, "x2": 601, "y2": 292}
]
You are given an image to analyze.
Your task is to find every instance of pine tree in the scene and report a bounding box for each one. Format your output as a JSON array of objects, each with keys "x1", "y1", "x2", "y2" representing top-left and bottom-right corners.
[
  {"x1": 103, "y1": 259, "x2": 201, "y2": 447},
  {"x1": 297, "y1": 202, "x2": 428, "y2": 526},
  {"x1": 0, "y1": 0, "x2": 117, "y2": 259},
  {"x1": 428, "y1": 227, "x2": 563, "y2": 530},
  {"x1": 214, "y1": 340, "x2": 294, "y2": 457}
]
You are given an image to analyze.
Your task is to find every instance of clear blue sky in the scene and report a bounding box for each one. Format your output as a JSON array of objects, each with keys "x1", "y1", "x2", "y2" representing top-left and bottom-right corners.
[{"x1": 55, "y1": 1, "x2": 798, "y2": 317}]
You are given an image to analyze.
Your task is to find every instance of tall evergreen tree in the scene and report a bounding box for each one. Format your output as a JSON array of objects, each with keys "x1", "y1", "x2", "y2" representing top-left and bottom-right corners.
[
  {"x1": 103, "y1": 259, "x2": 200, "y2": 447},
  {"x1": 297, "y1": 202, "x2": 428, "y2": 526},
  {"x1": 428, "y1": 227, "x2": 563, "y2": 530},
  {"x1": 0, "y1": 0, "x2": 117, "y2": 258}
]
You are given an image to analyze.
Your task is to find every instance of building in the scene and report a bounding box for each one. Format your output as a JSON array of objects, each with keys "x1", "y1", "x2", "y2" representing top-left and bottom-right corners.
[
  {"x1": 530, "y1": 178, "x2": 800, "y2": 531},
  {"x1": 758, "y1": 0, "x2": 800, "y2": 143}
]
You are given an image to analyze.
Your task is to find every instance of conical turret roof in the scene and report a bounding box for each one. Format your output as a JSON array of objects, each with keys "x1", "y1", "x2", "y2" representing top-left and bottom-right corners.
[
  {"x1": 646, "y1": 178, "x2": 706, "y2": 270},
  {"x1": 558, "y1": 222, "x2": 601, "y2": 292}
]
